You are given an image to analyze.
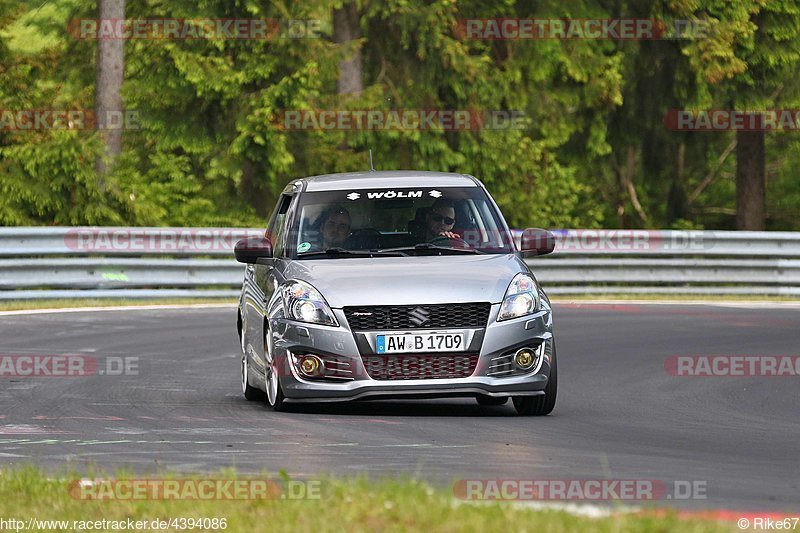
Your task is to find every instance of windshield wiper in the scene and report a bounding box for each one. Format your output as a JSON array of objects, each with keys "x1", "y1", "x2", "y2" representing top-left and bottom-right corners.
[
  {"x1": 297, "y1": 247, "x2": 407, "y2": 258},
  {"x1": 381, "y1": 243, "x2": 483, "y2": 255}
]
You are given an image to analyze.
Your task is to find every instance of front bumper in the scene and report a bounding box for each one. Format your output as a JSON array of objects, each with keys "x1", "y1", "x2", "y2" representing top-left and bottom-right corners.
[{"x1": 271, "y1": 302, "x2": 554, "y2": 402}]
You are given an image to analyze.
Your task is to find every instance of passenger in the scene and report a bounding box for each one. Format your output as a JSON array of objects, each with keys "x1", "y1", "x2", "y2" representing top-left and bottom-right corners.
[{"x1": 316, "y1": 205, "x2": 352, "y2": 249}]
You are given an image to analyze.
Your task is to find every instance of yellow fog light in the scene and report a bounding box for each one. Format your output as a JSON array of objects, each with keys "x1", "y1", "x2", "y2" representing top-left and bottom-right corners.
[
  {"x1": 299, "y1": 356, "x2": 320, "y2": 375},
  {"x1": 515, "y1": 349, "x2": 535, "y2": 369}
]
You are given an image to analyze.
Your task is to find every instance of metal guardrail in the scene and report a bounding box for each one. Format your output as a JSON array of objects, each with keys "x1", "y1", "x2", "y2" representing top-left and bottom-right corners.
[
  {"x1": 1, "y1": 227, "x2": 799, "y2": 299},
  {"x1": 0, "y1": 227, "x2": 262, "y2": 257}
]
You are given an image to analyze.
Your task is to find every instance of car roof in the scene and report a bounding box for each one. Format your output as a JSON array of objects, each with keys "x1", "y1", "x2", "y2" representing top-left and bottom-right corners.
[{"x1": 296, "y1": 171, "x2": 480, "y2": 192}]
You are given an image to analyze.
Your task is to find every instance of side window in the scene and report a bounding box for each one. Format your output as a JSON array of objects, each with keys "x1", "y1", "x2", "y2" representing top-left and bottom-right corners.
[{"x1": 266, "y1": 194, "x2": 293, "y2": 258}]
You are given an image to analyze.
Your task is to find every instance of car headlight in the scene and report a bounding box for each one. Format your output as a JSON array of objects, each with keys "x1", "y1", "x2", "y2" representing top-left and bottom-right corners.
[
  {"x1": 497, "y1": 273, "x2": 540, "y2": 321},
  {"x1": 281, "y1": 280, "x2": 338, "y2": 326}
]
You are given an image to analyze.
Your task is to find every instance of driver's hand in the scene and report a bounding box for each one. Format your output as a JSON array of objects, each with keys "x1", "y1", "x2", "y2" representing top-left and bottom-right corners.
[{"x1": 439, "y1": 231, "x2": 459, "y2": 238}]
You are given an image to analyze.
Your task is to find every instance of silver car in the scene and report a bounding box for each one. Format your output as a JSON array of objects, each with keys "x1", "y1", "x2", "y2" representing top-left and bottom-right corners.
[{"x1": 235, "y1": 171, "x2": 557, "y2": 415}]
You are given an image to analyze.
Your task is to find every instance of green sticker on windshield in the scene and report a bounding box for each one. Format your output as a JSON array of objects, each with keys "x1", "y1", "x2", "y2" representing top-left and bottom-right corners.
[{"x1": 297, "y1": 242, "x2": 311, "y2": 253}]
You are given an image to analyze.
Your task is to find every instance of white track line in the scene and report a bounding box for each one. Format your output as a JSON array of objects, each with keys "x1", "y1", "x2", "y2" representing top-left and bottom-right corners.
[{"x1": 0, "y1": 303, "x2": 237, "y2": 316}]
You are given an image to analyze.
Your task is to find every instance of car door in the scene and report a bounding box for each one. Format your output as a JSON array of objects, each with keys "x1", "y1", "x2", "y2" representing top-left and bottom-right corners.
[{"x1": 243, "y1": 192, "x2": 295, "y2": 377}]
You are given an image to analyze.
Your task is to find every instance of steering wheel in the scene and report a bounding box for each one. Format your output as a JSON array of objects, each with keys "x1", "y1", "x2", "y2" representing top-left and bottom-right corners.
[
  {"x1": 429, "y1": 234, "x2": 471, "y2": 249},
  {"x1": 344, "y1": 228, "x2": 382, "y2": 249},
  {"x1": 351, "y1": 228, "x2": 381, "y2": 237}
]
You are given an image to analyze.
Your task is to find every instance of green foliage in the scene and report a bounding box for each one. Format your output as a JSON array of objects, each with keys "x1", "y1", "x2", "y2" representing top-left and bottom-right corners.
[
  {"x1": 0, "y1": 467, "x2": 735, "y2": 533},
  {"x1": 0, "y1": 0, "x2": 799, "y2": 229}
]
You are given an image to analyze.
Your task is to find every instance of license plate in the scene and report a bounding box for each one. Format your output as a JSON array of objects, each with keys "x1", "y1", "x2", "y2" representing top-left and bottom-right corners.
[{"x1": 376, "y1": 333, "x2": 465, "y2": 354}]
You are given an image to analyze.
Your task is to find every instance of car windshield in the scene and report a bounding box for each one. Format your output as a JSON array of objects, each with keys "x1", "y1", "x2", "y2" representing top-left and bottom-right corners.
[{"x1": 290, "y1": 186, "x2": 515, "y2": 258}]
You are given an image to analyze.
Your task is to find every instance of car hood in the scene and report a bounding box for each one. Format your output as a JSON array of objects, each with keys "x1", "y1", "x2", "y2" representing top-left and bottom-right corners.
[{"x1": 282, "y1": 254, "x2": 530, "y2": 307}]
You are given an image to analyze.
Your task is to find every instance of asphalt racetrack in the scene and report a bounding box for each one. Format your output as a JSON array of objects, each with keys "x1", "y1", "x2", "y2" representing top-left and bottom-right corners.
[{"x1": 1, "y1": 303, "x2": 798, "y2": 512}]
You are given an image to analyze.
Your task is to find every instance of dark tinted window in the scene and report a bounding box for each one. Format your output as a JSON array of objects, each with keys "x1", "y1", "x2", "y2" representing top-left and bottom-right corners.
[{"x1": 290, "y1": 186, "x2": 514, "y2": 257}]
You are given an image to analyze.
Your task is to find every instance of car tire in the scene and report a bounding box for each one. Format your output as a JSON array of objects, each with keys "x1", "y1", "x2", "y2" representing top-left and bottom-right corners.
[
  {"x1": 513, "y1": 341, "x2": 558, "y2": 416},
  {"x1": 265, "y1": 361, "x2": 286, "y2": 411},
  {"x1": 242, "y1": 354, "x2": 265, "y2": 401},
  {"x1": 264, "y1": 326, "x2": 286, "y2": 412},
  {"x1": 475, "y1": 395, "x2": 509, "y2": 406}
]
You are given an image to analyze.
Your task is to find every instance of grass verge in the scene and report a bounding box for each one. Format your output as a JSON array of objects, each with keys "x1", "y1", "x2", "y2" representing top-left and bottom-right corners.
[
  {"x1": 0, "y1": 468, "x2": 737, "y2": 532},
  {"x1": 0, "y1": 298, "x2": 236, "y2": 312}
]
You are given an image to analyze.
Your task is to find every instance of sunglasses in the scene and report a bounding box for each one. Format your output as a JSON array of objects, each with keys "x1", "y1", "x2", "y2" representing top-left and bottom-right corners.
[{"x1": 430, "y1": 213, "x2": 455, "y2": 225}]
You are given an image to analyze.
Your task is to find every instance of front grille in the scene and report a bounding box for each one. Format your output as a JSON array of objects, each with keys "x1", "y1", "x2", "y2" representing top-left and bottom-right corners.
[
  {"x1": 344, "y1": 303, "x2": 491, "y2": 331},
  {"x1": 486, "y1": 352, "x2": 516, "y2": 377},
  {"x1": 318, "y1": 355, "x2": 355, "y2": 381},
  {"x1": 361, "y1": 354, "x2": 478, "y2": 380}
]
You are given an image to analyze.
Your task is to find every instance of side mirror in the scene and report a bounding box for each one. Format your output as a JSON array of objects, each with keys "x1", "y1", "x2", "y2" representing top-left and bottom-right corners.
[
  {"x1": 234, "y1": 236, "x2": 273, "y2": 264},
  {"x1": 520, "y1": 228, "x2": 555, "y2": 256}
]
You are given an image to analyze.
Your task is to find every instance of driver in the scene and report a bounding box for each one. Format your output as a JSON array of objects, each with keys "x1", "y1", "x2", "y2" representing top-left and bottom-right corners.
[{"x1": 424, "y1": 198, "x2": 459, "y2": 241}]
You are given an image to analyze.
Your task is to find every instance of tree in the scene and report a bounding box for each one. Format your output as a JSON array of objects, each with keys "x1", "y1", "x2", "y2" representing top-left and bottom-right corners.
[
  {"x1": 680, "y1": 0, "x2": 800, "y2": 229},
  {"x1": 333, "y1": 1, "x2": 362, "y2": 95},
  {"x1": 3, "y1": 0, "x2": 800, "y2": 231},
  {"x1": 736, "y1": 128, "x2": 765, "y2": 229},
  {"x1": 732, "y1": 1, "x2": 800, "y2": 229},
  {"x1": 94, "y1": 0, "x2": 125, "y2": 189}
]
